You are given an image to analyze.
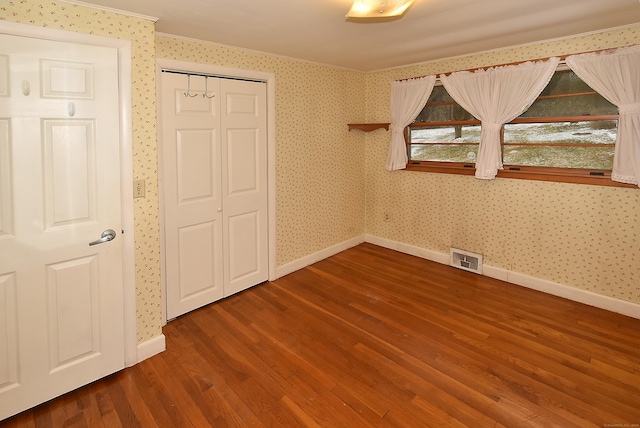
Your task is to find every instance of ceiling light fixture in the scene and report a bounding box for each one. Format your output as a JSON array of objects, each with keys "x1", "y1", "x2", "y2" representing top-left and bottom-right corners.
[{"x1": 346, "y1": 0, "x2": 416, "y2": 18}]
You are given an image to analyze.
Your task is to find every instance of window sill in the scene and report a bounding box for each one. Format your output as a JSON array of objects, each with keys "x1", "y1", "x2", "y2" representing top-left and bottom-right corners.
[{"x1": 405, "y1": 162, "x2": 637, "y2": 188}]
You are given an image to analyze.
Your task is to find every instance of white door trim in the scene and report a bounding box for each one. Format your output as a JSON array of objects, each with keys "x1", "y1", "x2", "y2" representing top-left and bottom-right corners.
[
  {"x1": 0, "y1": 21, "x2": 138, "y2": 366},
  {"x1": 156, "y1": 58, "x2": 277, "y2": 324}
]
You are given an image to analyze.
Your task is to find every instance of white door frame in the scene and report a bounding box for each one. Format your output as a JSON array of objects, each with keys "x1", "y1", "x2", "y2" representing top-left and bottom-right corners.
[
  {"x1": 0, "y1": 21, "x2": 138, "y2": 366},
  {"x1": 156, "y1": 58, "x2": 277, "y2": 324}
]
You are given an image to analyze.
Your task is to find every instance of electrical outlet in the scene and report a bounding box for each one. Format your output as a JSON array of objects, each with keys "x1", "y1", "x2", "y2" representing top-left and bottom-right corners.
[{"x1": 134, "y1": 179, "x2": 145, "y2": 198}]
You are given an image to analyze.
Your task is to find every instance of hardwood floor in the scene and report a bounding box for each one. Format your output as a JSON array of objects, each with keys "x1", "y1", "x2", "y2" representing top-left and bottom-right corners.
[{"x1": 3, "y1": 243, "x2": 640, "y2": 427}]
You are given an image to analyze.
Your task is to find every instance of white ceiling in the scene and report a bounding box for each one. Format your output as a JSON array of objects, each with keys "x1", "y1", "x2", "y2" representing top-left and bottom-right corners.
[{"x1": 70, "y1": 0, "x2": 640, "y2": 71}]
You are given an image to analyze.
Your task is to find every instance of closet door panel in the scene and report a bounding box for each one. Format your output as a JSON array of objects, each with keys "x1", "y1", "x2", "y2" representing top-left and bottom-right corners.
[
  {"x1": 162, "y1": 73, "x2": 223, "y2": 319},
  {"x1": 221, "y1": 79, "x2": 268, "y2": 297}
]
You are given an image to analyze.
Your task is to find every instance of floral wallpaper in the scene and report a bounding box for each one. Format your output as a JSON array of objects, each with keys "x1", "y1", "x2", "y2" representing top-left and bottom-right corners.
[{"x1": 364, "y1": 25, "x2": 640, "y2": 305}]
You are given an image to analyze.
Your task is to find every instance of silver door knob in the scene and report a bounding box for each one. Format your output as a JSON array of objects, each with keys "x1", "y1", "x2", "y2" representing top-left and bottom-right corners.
[{"x1": 89, "y1": 229, "x2": 116, "y2": 246}]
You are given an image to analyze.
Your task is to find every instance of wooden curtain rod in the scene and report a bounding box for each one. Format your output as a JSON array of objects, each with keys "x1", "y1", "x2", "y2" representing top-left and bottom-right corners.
[{"x1": 395, "y1": 46, "x2": 625, "y2": 82}]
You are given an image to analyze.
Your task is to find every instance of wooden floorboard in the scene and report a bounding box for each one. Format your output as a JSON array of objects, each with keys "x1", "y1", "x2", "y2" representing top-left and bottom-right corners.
[{"x1": 3, "y1": 243, "x2": 640, "y2": 427}]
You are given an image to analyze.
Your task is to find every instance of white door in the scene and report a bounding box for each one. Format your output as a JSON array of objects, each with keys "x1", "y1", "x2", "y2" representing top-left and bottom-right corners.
[
  {"x1": 221, "y1": 79, "x2": 268, "y2": 296},
  {"x1": 161, "y1": 73, "x2": 225, "y2": 319},
  {"x1": 161, "y1": 72, "x2": 268, "y2": 319},
  {"x1": 0, "y1": 34, "x2": 124, "y2": 420}
]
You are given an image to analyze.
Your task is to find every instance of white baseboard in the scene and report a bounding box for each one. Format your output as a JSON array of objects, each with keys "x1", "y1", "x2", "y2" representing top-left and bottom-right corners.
[
  {"x1": 486, "y1": 267, "x2": 640, "y2": 320},
  {"x1": 275, "y1": 235, "x2": 365, "y2": 279},
  {"x1": 364, "y1": 234, "x2": 640, "y2": 320},
  {"x1": 134, "y1": 334, "x2": 166, "y2": 365},
  {"x1": 364, "y1": 234, "x2": 450, "y2": 265}
]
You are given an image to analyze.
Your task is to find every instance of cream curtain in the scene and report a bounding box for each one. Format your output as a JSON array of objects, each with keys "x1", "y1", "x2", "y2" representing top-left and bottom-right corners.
[
  {"x1": 566, "y1": 45, "x2": 640, "y2": 187},
  {"x1": 386, "y1": 76, "x2": 436, "y2": 171},
  {"x1": 440, "y1": 58, "x2": 559, "y2": 179}
]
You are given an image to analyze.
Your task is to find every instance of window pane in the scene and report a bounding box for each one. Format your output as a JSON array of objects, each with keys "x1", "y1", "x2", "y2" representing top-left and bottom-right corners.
[
  {"x1": 539, "y1": 69, "x2": 593, "y2": 96},
  {"x1": 503, "y1": 121, "x2": 616, "y2": 168},
  {"x1": 522, "y1": 69, "x2": 617, "y2": 118},
  {"x1": 504, "y1": 121, "x2": 617, "y2": 145},
  {"x1": 411, "y1": 125, "x2": 481, "y2": 143},
  {"x1": 410, "y1": 124, "x2": 480, "y2": 162},
  {"x1": 503, "y1": 145, "x2": 614, "y2": 169},
  {"x1": 414, "y1": 104, "x2": 475, "y2": 122},
  {"x1": 411, "y1": 144, "x2": 479, "y2": 163},
  {"x1": 425, "y1": 85, "x2": 453, "y2": 103},
  {"x1": 522, "y1": 93, "x2": 618, "y2": 117},
  {"x1": 414, "y1": 86, "x2": 475, "y2": 122}
]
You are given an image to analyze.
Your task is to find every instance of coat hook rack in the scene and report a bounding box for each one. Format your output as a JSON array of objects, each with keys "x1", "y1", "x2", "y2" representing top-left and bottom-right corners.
[
  {"x1": 203, "y1": 76, "x2": 215, "y2": 99},
  {"x1": 184, "y1": 74, "x2": 198, "y2": 98}
]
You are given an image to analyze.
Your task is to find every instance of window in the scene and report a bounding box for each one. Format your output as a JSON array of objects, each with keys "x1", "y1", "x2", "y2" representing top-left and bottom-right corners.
[
  {"x1": 406, "y1": 68, "x2": 627, "y2": 186},
  {"x1": 409, "y1": 85, "x2": 480, "y2": 164}
]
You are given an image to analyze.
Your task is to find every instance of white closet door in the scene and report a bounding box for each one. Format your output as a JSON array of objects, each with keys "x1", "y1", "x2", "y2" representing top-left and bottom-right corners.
[
  {"x1": 221, "y1": 79, "x2": 268, "y2": 296},
  {"x1": 161, "y1": 73, "x2": 224, "y2": 320},
  {"x1": 162, "y1": 73, "x2": 268, "y2": 319}
]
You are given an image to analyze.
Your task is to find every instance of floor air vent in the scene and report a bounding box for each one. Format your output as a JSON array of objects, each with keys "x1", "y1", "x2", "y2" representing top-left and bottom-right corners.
[{"x1": 450, "y1": 248, "x2": 483, "y2": 274}]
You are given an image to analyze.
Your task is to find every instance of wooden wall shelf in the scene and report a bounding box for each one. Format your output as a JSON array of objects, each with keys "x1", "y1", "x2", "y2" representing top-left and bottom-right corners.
[{"x1": 348, "y1": 123, "x2": 390, "y2": 132}]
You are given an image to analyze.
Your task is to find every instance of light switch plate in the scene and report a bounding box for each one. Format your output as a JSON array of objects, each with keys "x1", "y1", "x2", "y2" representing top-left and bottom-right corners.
[{"x1": 134, "y1": 179, "x2": 145, "y2": 198}]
